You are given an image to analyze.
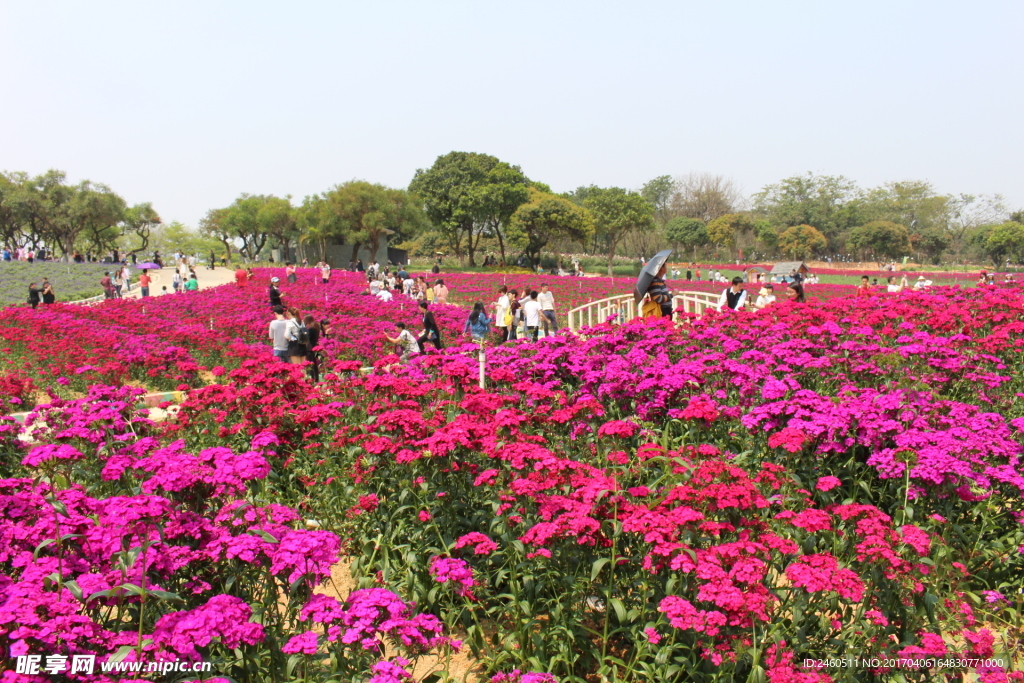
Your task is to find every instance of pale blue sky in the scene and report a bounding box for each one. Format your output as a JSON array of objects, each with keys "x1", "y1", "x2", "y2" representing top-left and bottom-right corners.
[{"x1": 2, "y1": 1, "x2": 1021, "y2": 227}]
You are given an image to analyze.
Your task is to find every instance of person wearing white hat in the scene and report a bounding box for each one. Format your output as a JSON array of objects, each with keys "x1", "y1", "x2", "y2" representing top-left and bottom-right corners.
[{"x1": 268, "y1": 277, "x2": 283, "y2": 308}]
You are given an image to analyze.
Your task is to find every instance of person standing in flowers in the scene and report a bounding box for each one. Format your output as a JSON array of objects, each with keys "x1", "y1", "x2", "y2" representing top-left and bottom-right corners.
[
  {"x1": 268, "y1": 277, "x2": 283, "y2": 308},
  {"x1": 268, "y1": 306, "x2": 292, "y2": 362},
  {"x1": 302, "y1": 316, "x2": 322, "y2": 381},
  {"x1": 184, "y1": 272, "x2": 199, "y2": 292},
  {"x1": 384, "y1": 322, "x2": 419, "y2": 363},
  {"x1": 417, "y1": 301, "x2": 443, "y2": 352},
  {"x1": 494, "y1": 286, "x2": 511, "y2": 342},
  {"x1": 433, "y1": 279, "x2": 449, "y2": 304},
  {"x1": 506, "y1": 289, "x2": 521, "y2": 340},
  {"x1": 538, "y1": 284, "x2": 558, "y2": 336},
  {"x1": 522, "y1": 291, "x2": 543, "y2": 341},
  {"x1": 717, "y1": 277, "x2": 747, "y2": 311},
  {"x1": 286, "y1": 307, "x2": 307, "y2": 365},
  {"x1": 286, "y1": 262, "x2": 297, "y2": 284},
  {"x1": 645, "y1": 264, "x2": 673, "y2": 317},
  {"x1": 463, "y1": 303, "x2": 491, "y2": 341}
]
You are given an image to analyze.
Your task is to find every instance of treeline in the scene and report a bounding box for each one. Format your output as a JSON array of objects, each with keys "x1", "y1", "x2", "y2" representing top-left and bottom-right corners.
[
  {"x1": 4, "y1": 158, "x2": 1021, "y2": 268},
  {"x1": 0, "y1": 171, "x2": 161, "y2": 261}
]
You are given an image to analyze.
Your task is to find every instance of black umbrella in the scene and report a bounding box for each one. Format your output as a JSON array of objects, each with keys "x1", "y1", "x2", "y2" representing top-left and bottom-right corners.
[{"x1": 634, "y1": 249, "x2": 674, "y2": 303}]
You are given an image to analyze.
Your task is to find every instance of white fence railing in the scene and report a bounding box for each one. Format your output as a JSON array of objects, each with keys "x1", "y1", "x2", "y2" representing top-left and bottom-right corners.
[{"x1": 567, "y1": 290, "x2": 721, "y2": 333}]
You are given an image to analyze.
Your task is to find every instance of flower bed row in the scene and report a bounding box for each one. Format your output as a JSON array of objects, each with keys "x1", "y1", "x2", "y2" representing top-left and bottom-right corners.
[{"x1": 1, "y1": 273, "x2": 1023, "y2": 681}]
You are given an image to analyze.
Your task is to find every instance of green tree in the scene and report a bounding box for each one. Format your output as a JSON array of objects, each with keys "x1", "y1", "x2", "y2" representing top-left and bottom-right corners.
[
  {"x1": 913, "y1": 228, "x2": 950, "y2": 265},
  {"x1": 315, "y1": 181, "x2": 428, "y2": 262},
  {"x1": 947, "y1": 194, "x2": 1008, "y2": 263},
  {"x1": 409, "y1": 152, "x2": 530, "y2": 266},
  {"x1": 777, "y1": 224, "x2": 828, "y2": 259},
  {"x1": 848, "y1": 220, "x2": 912, "y2": 262},
  {"x1": 984, "y1": 221, "x2": 1024, "y2": 266},
  {"x1": 73, "y1": 182, "x2": 127, "y2": 256},
  {"x1": 574, "y1": 186, "x2": 654, "y2": 276},
  {"x1": 507, "y1": 189, "x2": 593, "y2": 268},
  {"x1": 860, "y1": 181, "x2": 949, "y2": 232},
  {"x1": 754, "y1": 219, "x2": 780, "y2": 253},
  {"x1": 664, "y1": 217, "x2": 707, "y2": 259},
  {"x1": 120, "y1": 203, "x2": 162, "y2": 258},
  {"x1": 199, "y1": 208, "x2": 235, "y2": 264},
  {"x1": 210, "y1": 194, "x2": 298, "y2": 261},
  {"x1": 259, "y1": 196, "x2": 298, "y2": 261},
  {"x1": 641, "y1": 175, "x2": 675, "y2": 228},
  {"x1": 706, "y1": 213, "x2": 754, "y2": 255},
  {"x1": 753, "y1": 173, "x2": 862, "y2": 249}
]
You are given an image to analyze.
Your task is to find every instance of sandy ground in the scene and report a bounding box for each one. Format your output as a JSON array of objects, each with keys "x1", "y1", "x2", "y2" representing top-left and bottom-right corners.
[
  {"x1": 313, "y1": 559, "x2": 484, "y2": 682},
  {"x1": 117, "y1": 264, "x2": 240, "y2": 298}
]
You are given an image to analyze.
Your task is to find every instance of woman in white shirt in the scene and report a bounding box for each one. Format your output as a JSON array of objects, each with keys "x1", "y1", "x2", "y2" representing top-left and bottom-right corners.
[{"x1": 494, "y1": 286, "x2": 511, "y2": 342}]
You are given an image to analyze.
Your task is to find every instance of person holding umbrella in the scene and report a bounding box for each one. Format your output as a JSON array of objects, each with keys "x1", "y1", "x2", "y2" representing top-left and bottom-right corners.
[{"x1": 634, "y1": 249, "x2": 674, "y2": 318}]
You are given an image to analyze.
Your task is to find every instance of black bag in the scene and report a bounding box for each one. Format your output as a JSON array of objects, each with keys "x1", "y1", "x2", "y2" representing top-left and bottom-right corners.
[{"x1": 287, "y1": 323, "x2": 309, "y2": 356}]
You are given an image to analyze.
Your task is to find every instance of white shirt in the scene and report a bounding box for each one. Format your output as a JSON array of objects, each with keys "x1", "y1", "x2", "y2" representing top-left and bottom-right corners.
[
  {"x1": 755, "y1": 294, "x2": 776, "y2": 309},
  {"x1": 537, "y1": 290, "x2": 555, "y2": 311},
  {"x1": 717, "y1": 288, "x2": 747, "y2": 311},
  {"x1": 887, "y1": 284, "x2": 901, "y2": 293},
  {"x1": 396, "y1": 329, "x2": 418, "y2": 356},
  {"x1": 375, "y1": 289, "x2": 393, "y2": 302},
  {"x1": 495, "y1": 294, "x2": 510, "y2": 325},
  {"x1": 522, "y1": 300, "x2": 542, "y2": 326}
]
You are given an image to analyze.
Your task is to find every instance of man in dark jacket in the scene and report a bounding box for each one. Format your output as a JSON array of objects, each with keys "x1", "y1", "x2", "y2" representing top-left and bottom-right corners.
[{"x1": 268, "y1": 277, "x2": 283, "y2": 308}]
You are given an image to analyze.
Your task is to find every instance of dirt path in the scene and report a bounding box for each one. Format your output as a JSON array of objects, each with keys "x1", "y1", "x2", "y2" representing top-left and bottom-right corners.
[{"x1": 118, "y1": 265, "x2": 239, "y2": 299}]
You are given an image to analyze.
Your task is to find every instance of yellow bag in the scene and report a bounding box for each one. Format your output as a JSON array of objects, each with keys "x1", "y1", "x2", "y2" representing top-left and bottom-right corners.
[
  {"x1": 503, "y1": 310, "x2": 512, "y2": 327},
  {"x1": 640, "y1": 298, "x2": 661, "y2": 318}
]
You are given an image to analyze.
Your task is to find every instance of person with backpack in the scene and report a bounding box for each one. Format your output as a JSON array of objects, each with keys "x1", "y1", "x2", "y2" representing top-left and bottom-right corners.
[
  {"x1": 303, "y1": 315, "x2": 322, "y2": 381},
  {"x1": 286, "y1": 307, "x2": 308, "y2": 364}
]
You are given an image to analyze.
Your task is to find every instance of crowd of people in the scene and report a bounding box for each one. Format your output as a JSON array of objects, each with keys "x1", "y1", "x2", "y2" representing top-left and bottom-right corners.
[{"x1": 256, "y1": 259, "x2": 1023, "y2": 372}]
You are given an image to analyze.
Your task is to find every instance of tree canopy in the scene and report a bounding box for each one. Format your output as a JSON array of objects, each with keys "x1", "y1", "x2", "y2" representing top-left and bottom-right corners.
[
  {"x1": 848, "y1": 221, "x2": 913, "y2": 262},
  {"x1": 409, "y1": 152, "x2": 530, "y2": 266},
  {"x1": 507, "y1": 189, "x2": 594, "y2": 269},
  {"x1": 571, "y1": 186, "x2": 654, "y2": 276},
  {"x1": 777, "y1": 224, "x2": 828, "y2": 259}
]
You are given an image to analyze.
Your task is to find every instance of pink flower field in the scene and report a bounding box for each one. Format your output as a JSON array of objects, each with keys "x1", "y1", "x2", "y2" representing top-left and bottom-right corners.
[{"x1": 0, "y1": 270, "x2": 1022, "y2": 682}]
